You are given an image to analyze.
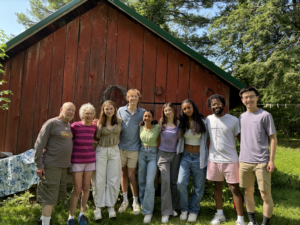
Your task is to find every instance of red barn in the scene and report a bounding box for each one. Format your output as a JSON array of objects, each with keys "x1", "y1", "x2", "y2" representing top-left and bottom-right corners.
[{"x1": 0, "y1": 0, "x2": 245, "y2": 155}]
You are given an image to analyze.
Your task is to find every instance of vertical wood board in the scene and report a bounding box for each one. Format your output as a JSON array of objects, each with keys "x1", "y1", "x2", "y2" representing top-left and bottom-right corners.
[
  {"x1": 73, "y1": 10, "x2": 93, "y2": 121},
  {"x1": 62, "y1": 18, "x2": 79, "y2": 104},
  {"x1": 104, "y1": 6, "x2": 118, "y2": 97},
  {"x1": 33, "y1": 33, "x2": 54, "y2": 143},
  {"x1": 166, "y1": 47, "x2": 179, "y2": 103},
  {"x1": 189, "y1": 62, "x2": 204, "y2": 114},
  {"x1": 154, "y1": 39, "x2": 168, "y2": 103},
  {"x1": 4, "y1": 52, "x2": 24, "y2": 154},
  {"x1": 88, "y1": 3, "x2": 108, "y2": 115},
  {"x1": 128, "y1": 22, "x2": 143, "y2": 92},
  {"x1": 203, "y1": 71, "x2": 219, "y2": 117},
  {"x1": 177, "y1": 54, "x2": 190, "y2": 103},
  {"x1": 218, "y1": 81, "x2": 230, "y2": 114},
  {"x1": 17, "y1": 43, "x2": 40, "y2": 153},
  {"x1": 0, "y1": 61, "x2": 11, "y2": 151},
  {"x1": 48, "y1": 26, "x2": 67, "y2": 119},
  {"x1": 114, "y1": 12, "x2": 131, "y2": 107},
  {"x1": 142, "y1": 30, "x2": 157, "y2": 103}
]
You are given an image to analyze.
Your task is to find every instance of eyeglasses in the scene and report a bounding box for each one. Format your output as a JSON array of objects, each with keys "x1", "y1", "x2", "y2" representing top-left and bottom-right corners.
[{"x1": 242, "y1": 95, "x2": 257, "y2": 100}]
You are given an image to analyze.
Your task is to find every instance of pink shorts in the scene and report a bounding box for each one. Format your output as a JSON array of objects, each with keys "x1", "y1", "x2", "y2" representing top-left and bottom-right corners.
[
  {"x1": 71, "y1": 163, "x2": 96, "y2": 172},
  {"x1": 206, "y1": 160, "x2": 239, "y2": 184}
]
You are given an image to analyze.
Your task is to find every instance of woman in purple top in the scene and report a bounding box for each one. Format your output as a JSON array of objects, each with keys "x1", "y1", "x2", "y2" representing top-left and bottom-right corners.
[
  {"x1": 157, "y1": 102, "x2": 181, "y2": 223},
  {"x1": 67, "y1": 103, "x2": 97, "y2": 225}
]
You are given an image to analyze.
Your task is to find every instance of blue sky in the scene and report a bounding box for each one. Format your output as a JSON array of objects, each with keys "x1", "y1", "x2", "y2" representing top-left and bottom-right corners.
[{"x1": 0, "y1": 0, "x2": 31, "y2": 37}]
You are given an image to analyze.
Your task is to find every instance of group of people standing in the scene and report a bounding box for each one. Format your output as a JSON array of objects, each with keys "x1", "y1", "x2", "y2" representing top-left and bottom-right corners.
[{"x1": 34, "y1": 86, "x2": 277, "y2": 225}]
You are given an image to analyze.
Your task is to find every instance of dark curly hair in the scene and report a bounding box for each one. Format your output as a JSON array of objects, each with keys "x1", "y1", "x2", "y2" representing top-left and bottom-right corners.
[
  {"x1": 141, "y1": 110, "x2": 158, "y2": 126},
  {"x1": 178, "y1": 99, "x2": 206, "y2": 139},
  {"x1": 160, "y1": 102, "x2": 178, "y2": 133},
  {"x1": 206, "y1": 94, "x2": 225, "y2": 109}
]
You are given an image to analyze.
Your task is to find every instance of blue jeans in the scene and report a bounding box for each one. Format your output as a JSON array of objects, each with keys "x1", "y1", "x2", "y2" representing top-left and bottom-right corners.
[
  {"x1": 177, "y1": 151, "x2": 207, "y2": 214},
  {"x1": 138, "y1": 146, "x2": 158, "y2": 215}
]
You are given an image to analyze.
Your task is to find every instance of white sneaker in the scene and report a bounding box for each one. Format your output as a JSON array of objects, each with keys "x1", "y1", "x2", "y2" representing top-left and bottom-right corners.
[
  {"x1": 108, "y1": 207, "x2": 116, "y2": 218},
  {"x1": 143, "y1": 214, "x2": 153, "y2": 224},
  {"x1": 248, "y1": 223, "x2": 258, "y2": 225},
  {"x1": 211, "y1": 213, "x2": 226, "y2": 225},
  {"x1": 180, "y1": 211, "x2": 188, "y2": 220},
  {"x1": 236, "y1": 220, "x2": 246, "y2": 225},
  {"x1": 188, "y1": 213, "x2": 198, "y2": 222},
  {"x1": 173, "y1": 210, "x2": 178, "y2": 217},
  {"x1": 133, "y1": 203, "x2": 141, "y2": 215},
  {"x1": 161, "y1": 215, "x2": 169, "y2": 223},
  {"x1": 118, "y1": 202, "x2": 129, "y2": 214},
  {"x1": 94, "y1": 208, "x2": 102, "y2": 220}
]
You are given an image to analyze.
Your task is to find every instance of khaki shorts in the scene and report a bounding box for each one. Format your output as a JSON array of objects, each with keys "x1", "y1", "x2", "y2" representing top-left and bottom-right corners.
[
  {"x1": 37, "y1": 165, "x2": 68, "y2": 205},
  {"x1": 239, "y1": 162, "x2": 271, "y2": 191},
  {"x1": 120, "y1": 149, "x2": 139, "y2": 168}
]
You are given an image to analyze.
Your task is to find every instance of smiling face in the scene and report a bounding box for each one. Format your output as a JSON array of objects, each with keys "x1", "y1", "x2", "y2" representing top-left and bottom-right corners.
[
  {"x1": 143, "y1": 111, "x2": 153, "y2": 125},
  {"x1": 60, "y1": 103, "x2": 75, "y2": 122},
  {"x1": 103, "y1": 104, "x2": 115, "y2": 117},
  {"x1": 163, "y1": 106, "x2": 175, "y2": 120},
  {"x1": 241, "y1": 91, "x2": 259, "y2": 110},
  {"x1": 127, "y1": 90, "x2": 139, "y2": 106},
  {"x1": 182, "y1": 102, "x2": 194, "y2": 118},
  {"x1": 82, "y1": 109, "x2": 95, "y2": 124},
  {"x1": 210, "y1": 98, "x2": 224, "y2": 116}
]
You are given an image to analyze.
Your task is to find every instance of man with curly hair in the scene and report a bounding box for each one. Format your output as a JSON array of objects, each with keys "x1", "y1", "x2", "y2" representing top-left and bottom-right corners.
[{"x1": 206, "y1": 94, "x2": 245, "y2": 225}]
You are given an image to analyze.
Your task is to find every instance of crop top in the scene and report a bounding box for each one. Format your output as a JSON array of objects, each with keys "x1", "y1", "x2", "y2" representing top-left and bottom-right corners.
[
  {"x1": 95, "y1": 117, "x2": 122, "y2": 147},
  {"x1": 140, "y1": 124, "x2": 161, "y2": 147},
  {"x1": 184, "y1": 129, "x2": 201, "y2": 146}
]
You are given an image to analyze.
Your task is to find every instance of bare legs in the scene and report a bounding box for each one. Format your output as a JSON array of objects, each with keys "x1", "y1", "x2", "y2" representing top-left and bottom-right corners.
[
  {"x1": 69, "y1": 171, "x2": 93, "y2": 216},
  {"x1": 213, "y1": 182, "x2": 244, "y2": 216},
  {"x1": 121, "y1": 166, "x2": 138, "y2": 197}
]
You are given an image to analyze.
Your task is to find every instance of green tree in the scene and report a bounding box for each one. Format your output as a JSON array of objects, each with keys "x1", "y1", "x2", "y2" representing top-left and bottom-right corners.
[
  {"x1": 209, "y1": 0, "x2": 300, "y2": 104},
  {"x1": 120, "y1": 0, "x2": 237, "y2": 57},
  {"x1": 0, "y1": 30, "x2": 13, "y2": 110},
  {"x1": 16, "y1": 0, "x2": 237, "y2": 57},
  {"x1": 16, "y1": 0, "x2": 72, "y2": 29}
]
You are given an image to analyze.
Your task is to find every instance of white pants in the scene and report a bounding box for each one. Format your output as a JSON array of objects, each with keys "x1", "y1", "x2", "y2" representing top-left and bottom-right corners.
[{"x1": 91, "y1": 145, "x2": 122, "y2": 207}]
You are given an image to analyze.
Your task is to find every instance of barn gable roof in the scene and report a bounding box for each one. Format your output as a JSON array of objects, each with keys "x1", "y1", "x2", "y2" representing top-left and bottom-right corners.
[{"x1": 3, "y1": 0, "x2": 245, "y2": 92}]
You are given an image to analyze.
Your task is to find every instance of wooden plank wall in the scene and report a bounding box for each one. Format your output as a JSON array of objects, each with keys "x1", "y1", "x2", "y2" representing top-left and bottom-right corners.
[{"x1": 0, "y1": 1, "x2": 230, "y2": 154}]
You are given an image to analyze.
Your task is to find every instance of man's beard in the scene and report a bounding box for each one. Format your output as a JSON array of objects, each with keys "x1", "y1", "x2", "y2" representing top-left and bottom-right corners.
[{"x1": 213, "y1": 107, "x2": 223, "y2": 116}]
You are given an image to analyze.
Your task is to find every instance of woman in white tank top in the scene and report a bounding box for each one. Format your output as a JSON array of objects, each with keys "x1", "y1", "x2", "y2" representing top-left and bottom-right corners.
[{"x1": 176, "y1": 99, "x2": 208, "y2": 223}]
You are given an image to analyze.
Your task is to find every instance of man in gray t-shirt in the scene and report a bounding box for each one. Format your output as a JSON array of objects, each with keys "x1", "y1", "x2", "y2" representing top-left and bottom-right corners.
[
  {"x1": 239, "y1": 87, "x2": 277, "y2": 225},
  {"x1": 34, "y1": 102, "x2": 75, "y2": 225}
]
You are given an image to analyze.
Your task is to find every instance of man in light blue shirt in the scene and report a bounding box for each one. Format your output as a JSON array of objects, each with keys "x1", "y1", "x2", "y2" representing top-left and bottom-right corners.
[{"x1": 117, "y1": 89, "x2": 144, "y2": 215}]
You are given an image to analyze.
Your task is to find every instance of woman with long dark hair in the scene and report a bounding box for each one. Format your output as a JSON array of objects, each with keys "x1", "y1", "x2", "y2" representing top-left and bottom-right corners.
[
  {"x1": 157, "y1": 103, "x2": 181, "y2": 223},
  {"x1": 92, "y1": 100, "x2": 122, "y2": 220},
  {"x1": 138, "y1": 110, "x2": 160, "y2": 224},
  {"x1": 176, "y1": 99, "x2": 208, "y2": 223}
]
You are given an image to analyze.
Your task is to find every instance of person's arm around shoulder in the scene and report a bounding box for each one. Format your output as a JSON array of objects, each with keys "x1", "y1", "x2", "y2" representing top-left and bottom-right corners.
[
  {"x1": 234, "y1": 116, "x2": 241, "y2": 143},
  {"x1": 94, "y1": 121, "x2": 102, "y2": 143},
  {"x1": 34, "y1": 120, "x2": 52, "y2": 178}
]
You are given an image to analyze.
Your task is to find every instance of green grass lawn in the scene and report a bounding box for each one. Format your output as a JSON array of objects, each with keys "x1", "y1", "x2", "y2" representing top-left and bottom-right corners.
[{"x1": 1, "y1": 137, "x2": 300, "y2": 225}]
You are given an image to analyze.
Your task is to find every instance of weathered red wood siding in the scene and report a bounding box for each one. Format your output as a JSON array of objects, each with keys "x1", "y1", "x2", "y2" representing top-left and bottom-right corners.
[{"x1": 1, "y1": 2, "x2": 230, "y2": 154}]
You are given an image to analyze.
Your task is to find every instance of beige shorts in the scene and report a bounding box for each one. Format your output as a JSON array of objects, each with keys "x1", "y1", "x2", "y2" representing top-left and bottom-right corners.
[
  {"x1": 37, "y1": 165, "x2": 68, "y2": 205},
  {"x1": 120, "y1": 149, "x2": 139, "y2": 168},
  {"x1": 239, "y1": 162, "x2": 271, "y2": 191}
]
